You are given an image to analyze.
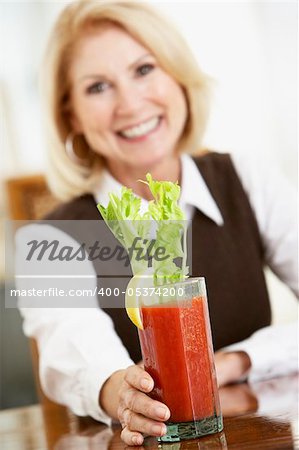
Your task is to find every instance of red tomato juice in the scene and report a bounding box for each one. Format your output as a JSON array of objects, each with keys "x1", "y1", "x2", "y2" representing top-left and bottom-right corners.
[{"x1": 138, "y1": 296, "x2": 219, "y2": 423}]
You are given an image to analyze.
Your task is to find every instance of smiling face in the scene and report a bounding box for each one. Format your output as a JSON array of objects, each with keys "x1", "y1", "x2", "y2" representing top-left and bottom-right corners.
[{"x1": 69, "y1": 25, "x2": 188, "y2": 176}]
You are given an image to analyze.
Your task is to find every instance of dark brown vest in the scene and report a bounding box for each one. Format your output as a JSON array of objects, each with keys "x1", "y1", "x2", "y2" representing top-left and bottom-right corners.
[{"x1": 44, "y1": 153, "x2": 271, "y2": 362}]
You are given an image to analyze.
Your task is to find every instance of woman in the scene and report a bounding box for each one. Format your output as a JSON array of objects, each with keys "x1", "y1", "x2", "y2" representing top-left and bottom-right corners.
[{"x1": 17, "y1": 1, "x2": 297, "y2": 446}]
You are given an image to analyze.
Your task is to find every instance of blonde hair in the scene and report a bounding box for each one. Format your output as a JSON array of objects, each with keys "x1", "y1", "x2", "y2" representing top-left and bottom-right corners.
[{"x1": 42, "y1": 0, "x2": 212, "y2": 201}]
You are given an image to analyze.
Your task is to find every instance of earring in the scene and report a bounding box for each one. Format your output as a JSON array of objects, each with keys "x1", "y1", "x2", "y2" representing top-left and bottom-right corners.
[{"x1": 65, "y1": 132, "x2": 88, "y2": 165}]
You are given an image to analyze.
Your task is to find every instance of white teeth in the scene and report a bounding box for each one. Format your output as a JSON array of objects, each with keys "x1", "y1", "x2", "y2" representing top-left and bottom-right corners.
[{"x1": 119, "y1": 117, "x2": 160, "y2": 139}]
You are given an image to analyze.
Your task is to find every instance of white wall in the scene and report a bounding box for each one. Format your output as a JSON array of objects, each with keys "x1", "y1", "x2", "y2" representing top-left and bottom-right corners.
[{"x1": 154, "y1": 2, "x2": 297, "y2": 183}]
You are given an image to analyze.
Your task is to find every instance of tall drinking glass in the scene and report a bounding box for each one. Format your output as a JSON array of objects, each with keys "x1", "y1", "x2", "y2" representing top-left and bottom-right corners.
[{"x1": 138, "y1": 277, "x2": 223, "y2": 442}]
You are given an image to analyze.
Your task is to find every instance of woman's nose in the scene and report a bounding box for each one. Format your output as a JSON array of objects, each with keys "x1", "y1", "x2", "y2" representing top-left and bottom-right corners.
[{"x1": 115, "y1": 82, "x2": 144, "y2": 116}]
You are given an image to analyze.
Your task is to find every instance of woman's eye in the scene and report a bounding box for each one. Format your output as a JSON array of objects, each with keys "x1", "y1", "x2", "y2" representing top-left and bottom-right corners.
[
  {"x1": 86, "y1": 81, "x2": 110, "y2": 94},
  {"x1": 136, "y1": 63, "x2": 155, "y2": 77}
]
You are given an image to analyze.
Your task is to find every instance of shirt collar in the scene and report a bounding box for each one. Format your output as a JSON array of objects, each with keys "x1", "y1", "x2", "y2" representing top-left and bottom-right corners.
[
  {"x1": 94, "y1": 154, "x2": 224, "y2": 226},
  {"x1": 94, "y1": 168, "x2": 149, "y2": 216},
  {"x1": 180, "y1": 154, "x2": 224, "y2": 226}
]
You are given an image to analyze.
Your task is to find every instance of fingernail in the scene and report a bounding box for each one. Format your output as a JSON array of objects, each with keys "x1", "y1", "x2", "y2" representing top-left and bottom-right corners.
[
  {"x1": 152, "y1": 424, "x2": 166, "y2": 436},
  {"x1": 140, "y1": 378, "x2": 151, "y2": 390},
  {"x1": 156, "y1": 406, "x2": 168, "y2": 420}
]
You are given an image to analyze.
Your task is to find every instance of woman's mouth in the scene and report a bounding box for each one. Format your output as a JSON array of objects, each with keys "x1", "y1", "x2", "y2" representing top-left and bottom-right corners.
[{"x1": 117, "y1": 116, "x2": 162, "y2": 140}]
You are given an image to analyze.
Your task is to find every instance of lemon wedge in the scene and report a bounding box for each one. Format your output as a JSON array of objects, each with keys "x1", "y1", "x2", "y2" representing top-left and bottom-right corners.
[{"x1": 125, "y1": 270, "x2": 155, "y2": 330}]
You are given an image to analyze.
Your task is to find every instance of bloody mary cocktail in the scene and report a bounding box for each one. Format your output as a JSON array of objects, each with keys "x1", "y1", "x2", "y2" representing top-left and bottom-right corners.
[{"x1": 138, "y1": 277, "x2": 223, "y2": 442}]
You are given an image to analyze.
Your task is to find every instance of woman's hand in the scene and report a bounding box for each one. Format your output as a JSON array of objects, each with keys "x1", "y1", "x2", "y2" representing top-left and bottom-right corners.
[
  {"x1": 215, "y1": 350, "x2": 251, "y2": 387},
  {"x1": 118, "y1": 365, "x2": 170, "y2": 446},
  {"x1": 101, "y1": 352, "x2": 250, "y2": 446},
  {"x1": 100, "y1": 365, "x2": 170, "y2": 446}
]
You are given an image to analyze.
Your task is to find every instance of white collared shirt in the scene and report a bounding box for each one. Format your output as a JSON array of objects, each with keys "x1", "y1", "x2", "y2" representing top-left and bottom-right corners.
[{"x1": 17, "y1": 153, "x2": 298, "y2": 424}]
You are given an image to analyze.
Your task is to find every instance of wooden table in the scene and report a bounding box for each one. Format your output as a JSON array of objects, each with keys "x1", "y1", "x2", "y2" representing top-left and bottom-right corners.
[{"x1": 0, "y1": 375, "x2": 298, "y2": 449}]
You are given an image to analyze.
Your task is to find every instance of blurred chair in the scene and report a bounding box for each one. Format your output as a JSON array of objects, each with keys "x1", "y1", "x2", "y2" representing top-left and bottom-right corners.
[
  {"x1": 5, "y1": 174, "x2": 60, "y2": 220},
  {"x1": 5, "y1": 174, "x2": 68, "y2": 416}
]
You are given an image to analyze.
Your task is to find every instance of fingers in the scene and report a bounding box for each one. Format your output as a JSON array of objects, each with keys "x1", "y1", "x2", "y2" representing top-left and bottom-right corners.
[
  {"x1": 119, "y1": 365, "x2": 170, "y2": 421},
  {"x1": 121, "y1": 389, "x2": 170, "y2": 422},
  {"x1": 117, "y1": 365, "x2": 170, "y2": 446},
  {"x1": 123, "y1": 409, "x2": 167, "y2": 436},
  {"x1": 214, "y1": 352, "x2": 229, "y2": 387},
  {"x1": 214, "y1": 351, "x2": 251, "y2": 387},
  {"x1": 121, "y1": 425, "x2": 144, "y2": 446},
  {"x1": 120, "y1": 411, "x2": 167, "y2": 447},
  {"x1": 124, "y1": 364, "x2": 154, "y2": 393},
  {"x1": 121, "y1": 426, "x2": 144, "y2": 446}
]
